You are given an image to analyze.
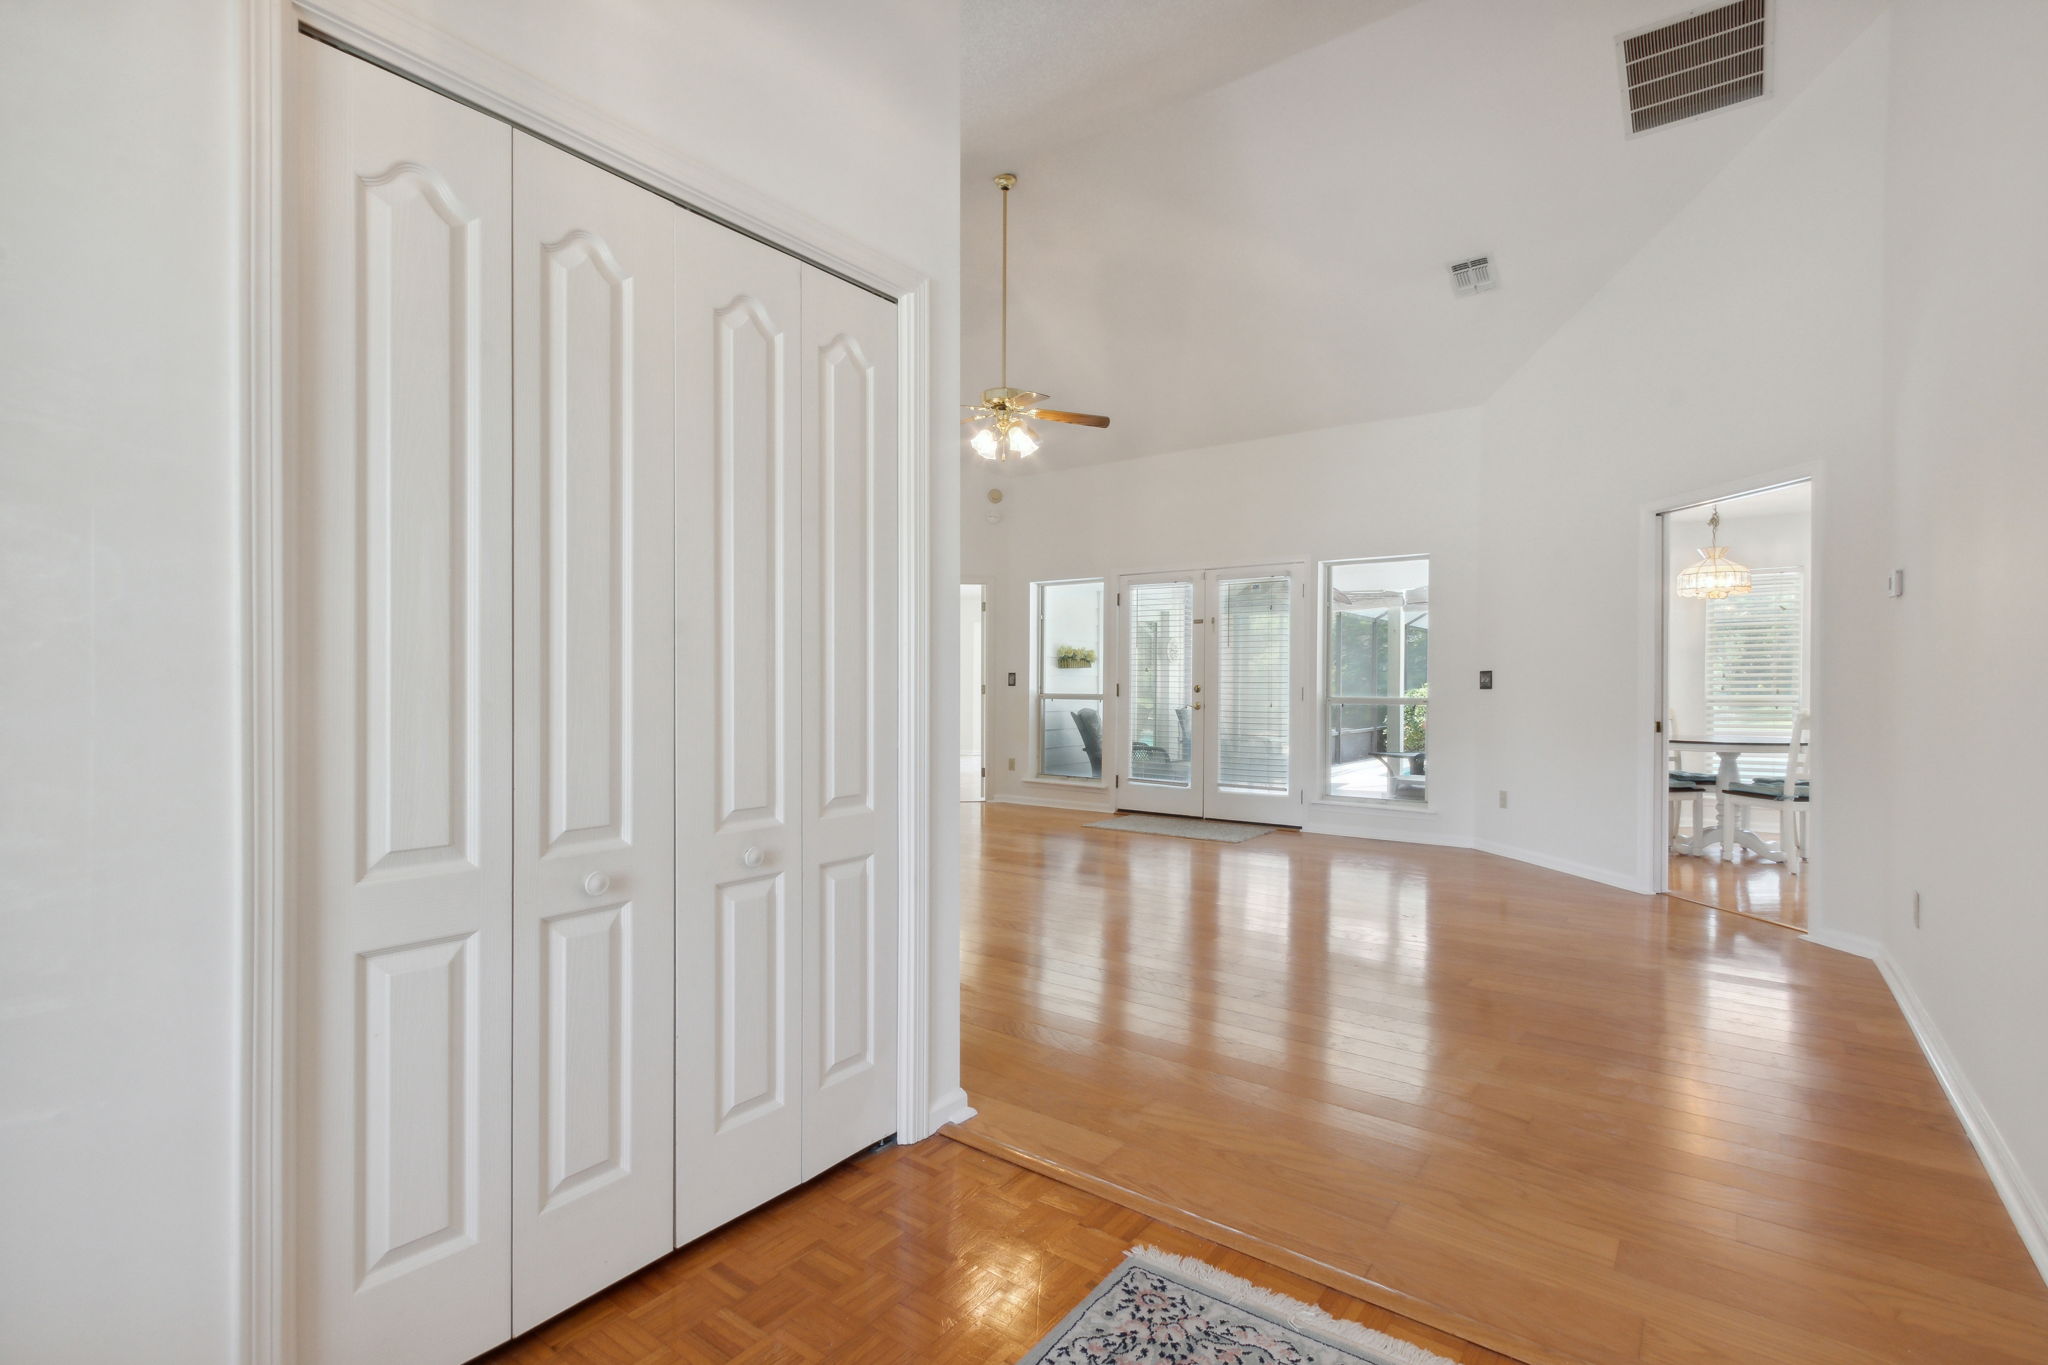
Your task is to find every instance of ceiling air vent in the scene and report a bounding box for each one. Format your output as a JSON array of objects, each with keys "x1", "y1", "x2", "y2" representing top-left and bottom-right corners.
[
  {"x1": 1449, "y1": 256, "x2": 1498, "y2": 297},
  {"x1": 1619, "y1": 1, "x2": 1770, "y2": 136}
]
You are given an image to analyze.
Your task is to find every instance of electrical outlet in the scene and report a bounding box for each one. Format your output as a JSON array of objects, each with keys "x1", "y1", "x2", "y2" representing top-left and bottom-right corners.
[
  {"x1": 1913, "y1": 891, "x2": 1921, "y2": 928},
  {"x1": 1007, "y1": 757, "x2": 1016, "y2": 772},
  {"x1": 1498, "y1": 790, "x2": 1509, "y2": 809}
]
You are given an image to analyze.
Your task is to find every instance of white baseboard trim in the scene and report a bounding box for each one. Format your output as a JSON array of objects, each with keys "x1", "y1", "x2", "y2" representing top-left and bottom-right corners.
[
  {"x1": 1870, "y1": 949, "x2": 2048, "y2": 1288},
  {"x1": 1299, "y1": 814, "x2": 1476, "y2": 848},
  {"x1": 1802, "y1": 927, "x2": 1882, "y2": 960},
  {"x1": 988, "y1": 791, "x2": 1114, "y2": 814},
  {"x1": 925, "y1": 1086, "x2": 976, "y2": 1135},
  {"x1": 1471, "y1": 839, "x2": 1653, "y2": 896}
]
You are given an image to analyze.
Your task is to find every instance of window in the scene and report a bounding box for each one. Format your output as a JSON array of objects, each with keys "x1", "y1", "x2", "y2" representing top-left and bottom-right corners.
[
  {"x1": 1323, "y1": 557, "x2": 1429, "y2": 803},
  {"x1": 1032, "y1": 579, "x2": 1106, "y2": 781},
  {"x1": 1706, "y1": 566, "x2": 1803, "y2": 776}
]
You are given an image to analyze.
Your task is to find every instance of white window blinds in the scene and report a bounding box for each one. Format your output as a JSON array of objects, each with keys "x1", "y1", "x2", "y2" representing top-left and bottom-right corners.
[
  {"x1": 1127, "y1": 580, "x2": 1194, "y2": 787},
  {"x1": 1214, "y1": 575, "x2": 1291, "y2": 792},
  {"x1": 1706, "y1": 566, "x2": 1804, "y2": 765}
]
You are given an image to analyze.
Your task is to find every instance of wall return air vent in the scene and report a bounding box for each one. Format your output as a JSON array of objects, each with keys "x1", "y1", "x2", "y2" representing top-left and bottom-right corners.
[
  {"x1": 1618, "y1": 0, "x2": 1770, "y2": 136},
  {"x1": 1449, "y1": 256, "x2": 1498, "y2": 297}
]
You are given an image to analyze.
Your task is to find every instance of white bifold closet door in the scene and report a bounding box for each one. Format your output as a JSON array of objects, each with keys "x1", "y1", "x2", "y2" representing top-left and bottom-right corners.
[
  {"x1": 299, "y1": 31, "x2": 900, "y2": 1361},
  {"x1": 509, "y1": 131, "x2": 677, "y2": 1331},
  {"x1": 673, "y1": 224, "x2": 900, "y2": 1247},
  {"x1": 296, "y1": 40, "x2": 515, "y2": 1365},
  {"x1": 794, "y1": 265, "x2": 901, "y2": 1183}
]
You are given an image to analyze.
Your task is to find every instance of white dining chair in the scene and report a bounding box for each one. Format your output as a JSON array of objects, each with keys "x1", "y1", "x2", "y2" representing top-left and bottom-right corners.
[
  {"x1": 1668, "y1": 777, "x2": 1707, "y2": 854},
  {"x1": 1724, "y1": 713, "x2": 1814, "y2": 874},
  {"x1": 1667, "y1": 710, "x2": 1716, "y2": 855}
]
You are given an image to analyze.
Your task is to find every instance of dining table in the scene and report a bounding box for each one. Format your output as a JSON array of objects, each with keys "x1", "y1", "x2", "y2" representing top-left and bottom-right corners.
[{"x1": 1669, "y1": 737, "x2": 1791, "y2": 861}]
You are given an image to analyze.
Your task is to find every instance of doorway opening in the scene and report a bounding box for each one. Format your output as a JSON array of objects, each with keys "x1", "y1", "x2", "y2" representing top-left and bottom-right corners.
[
  {"x1": 961, "y1": 583, "x2": 987, "y2": 801},
  {"x1": 1659, "y1": 480, "x2": 1813, "y2": 929}
]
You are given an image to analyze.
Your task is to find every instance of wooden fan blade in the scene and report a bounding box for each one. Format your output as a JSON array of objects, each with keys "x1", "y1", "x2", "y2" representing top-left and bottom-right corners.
[{"x1": 1025, "y1": 408, "x2": 1111, "y2": 428}]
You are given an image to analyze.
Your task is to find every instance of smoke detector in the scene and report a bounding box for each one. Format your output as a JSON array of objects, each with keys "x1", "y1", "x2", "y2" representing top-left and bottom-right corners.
[{"x1": 1619, "y1": 1, "x2": 1770, "y2": 137}]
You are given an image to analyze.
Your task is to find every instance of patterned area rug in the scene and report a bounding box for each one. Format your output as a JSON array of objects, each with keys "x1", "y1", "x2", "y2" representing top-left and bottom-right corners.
[
  {"x1": 1020, "y1": 1247, "x2": 1455, "y2": 1364},
  {"x1": 1085, "y1": 814, "x2": 1279, "y2": 843}
]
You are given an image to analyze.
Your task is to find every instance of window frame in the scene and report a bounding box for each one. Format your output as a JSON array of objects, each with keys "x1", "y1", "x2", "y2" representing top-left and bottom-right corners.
[
  {"x1": 1317, "y1": 554, "x2": 1432, "y2": 809},
  {"x1": 1028, "y1": 576, "x2": 1110, "y2": 787}
]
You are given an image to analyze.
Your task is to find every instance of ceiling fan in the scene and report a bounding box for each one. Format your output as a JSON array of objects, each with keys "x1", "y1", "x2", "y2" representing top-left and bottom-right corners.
[{"x1": 965, "y1": 172, "x2": 1110, "y2": 461}]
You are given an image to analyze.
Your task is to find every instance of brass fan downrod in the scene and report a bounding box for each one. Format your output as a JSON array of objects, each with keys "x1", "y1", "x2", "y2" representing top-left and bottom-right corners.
[{"x1": 996, "y1": 172, "x2": 1015, "y2": 390}]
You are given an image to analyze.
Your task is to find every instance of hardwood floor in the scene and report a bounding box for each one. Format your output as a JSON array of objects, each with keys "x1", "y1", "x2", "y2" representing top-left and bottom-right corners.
[
  {"x1": 1666, "y1": 848, "x2": 1807, "y2": 930},
  {"x1": 1667, "y1": 798, "x2": 1807, "y2": 929},
  {"x1": 480, "y1": 1137, "x2": 1508, "y2": 1364},
  {"x1": 957, "y1": 802, "x2": 2048, "y2": 1365}
]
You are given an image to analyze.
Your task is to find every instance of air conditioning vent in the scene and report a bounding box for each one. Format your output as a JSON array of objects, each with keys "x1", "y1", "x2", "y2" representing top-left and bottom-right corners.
[
  {"x1": 1619, "y1": 1, "x2": 1769, "y2": 136},
  {"x1": 1449, "y1": 256, "x2": 1498, "y2": 297}
]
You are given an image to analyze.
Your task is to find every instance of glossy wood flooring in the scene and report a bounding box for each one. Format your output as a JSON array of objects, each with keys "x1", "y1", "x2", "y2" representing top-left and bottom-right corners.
[
  {"x1": 1666, "y1": 848, "x2": 1807, "y2": 930},
  {"x1": 957, "y1": 802, "x2": 2048, "y2": 1365},
  {"x1": 1667, "y1": 799, "x2": 1807, "y2": 929},
  {"x1": 480, "y1": 1137, "x2": 1506, "y2": 1364}
]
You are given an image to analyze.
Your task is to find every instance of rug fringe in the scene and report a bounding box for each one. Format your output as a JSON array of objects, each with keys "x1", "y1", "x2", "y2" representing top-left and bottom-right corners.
[{"x1": 1125, "y1": 1246, "x2": 1458, "y2": 1365}]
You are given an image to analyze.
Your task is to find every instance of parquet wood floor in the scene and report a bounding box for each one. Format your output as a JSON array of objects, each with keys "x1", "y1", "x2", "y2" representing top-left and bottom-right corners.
[
  {"x1": 957, "y1": 802, "x2": 2048, "y2": 1365},
  {"x1": 480, "y1": 1138, "x2": 1510, "y2": 1364}
]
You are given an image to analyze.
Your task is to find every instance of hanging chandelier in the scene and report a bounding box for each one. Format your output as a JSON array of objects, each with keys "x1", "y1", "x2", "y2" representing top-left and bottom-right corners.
[{"x1": 1675, "y1": 506, "x2": 1753, "y2": 600}]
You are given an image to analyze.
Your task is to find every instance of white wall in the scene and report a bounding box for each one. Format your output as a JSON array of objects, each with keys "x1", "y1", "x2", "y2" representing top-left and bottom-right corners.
[
  {"x1": 1881, "y1": 0, "x2": 2048, "y2": 1272},
  {"x1": 1473, "y1": 15, "x2": 1893, "y2": 907},
  {"x1": 971, "y1": 407, "x2": 1482, "y2": 845},
  {"x1": 0, "y1": 3, "x2": 960, "y2": 1361},
  {"x1": 0, "y1": 6, "x2": 241, "y2": 1362}
]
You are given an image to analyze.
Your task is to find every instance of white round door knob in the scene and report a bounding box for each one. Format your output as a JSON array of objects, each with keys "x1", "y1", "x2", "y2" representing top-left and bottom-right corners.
[
  {"x1": 582, "y1": 871, "x2": 611, "y2": 897},
  {"x1": 741, "y1": 846, "x2": 766, "y2": 869}
]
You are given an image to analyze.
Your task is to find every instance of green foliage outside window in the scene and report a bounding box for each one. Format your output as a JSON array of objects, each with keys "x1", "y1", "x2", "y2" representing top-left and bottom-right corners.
[{"x1": 1403, "y1": 684, "x2": 1428, "y2": 752}]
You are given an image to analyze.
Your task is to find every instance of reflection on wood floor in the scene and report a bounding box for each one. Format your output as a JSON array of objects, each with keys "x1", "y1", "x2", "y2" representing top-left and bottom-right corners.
[
  {"x1": 958, "y1": 802, "x2": 2048, "y2": 1365},
  {"x1": 481, "y1": 1138, "x2": 1505, "y2": 1364},
  {"x1": 1667, "y1": 846, "x2": 1807, "y2": 929},
  {"x1": 1662, "y1": 806, "x2": 1810, "y2": 933}
]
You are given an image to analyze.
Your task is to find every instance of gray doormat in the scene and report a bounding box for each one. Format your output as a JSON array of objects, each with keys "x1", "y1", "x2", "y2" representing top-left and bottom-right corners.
[{"x1": 1086, "y1": 813, "x2": 1280, "y2": 842}]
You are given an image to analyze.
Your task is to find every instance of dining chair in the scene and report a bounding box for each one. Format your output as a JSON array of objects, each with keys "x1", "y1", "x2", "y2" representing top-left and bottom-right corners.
[
  {"x1": 1668, "y1": 775, "x2": 1707, "y2": 854},
  {"x1": 1723, "y1": 712, "x2": 1814, "y2": 874}
]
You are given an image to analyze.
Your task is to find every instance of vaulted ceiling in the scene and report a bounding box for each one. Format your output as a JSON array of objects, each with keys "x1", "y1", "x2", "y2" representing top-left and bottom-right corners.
[{"x1": 962, "y1": 0, "x2": 1887, "y2": 468}]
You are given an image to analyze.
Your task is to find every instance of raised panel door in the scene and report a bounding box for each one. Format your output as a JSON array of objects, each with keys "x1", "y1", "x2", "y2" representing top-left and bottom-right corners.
[
  {"x1": 509, "y1": 131, "x2": 677, "y2": 1330},
  {"x1": 797, "y1": 269, "x2": 899, "y2": 1179},
  {"x1": 673, "y1": 212, "x2": 806, "y2": 1245},
  {"x1": 295, "y1": 37, "x2": 513, "y2": 1365}
]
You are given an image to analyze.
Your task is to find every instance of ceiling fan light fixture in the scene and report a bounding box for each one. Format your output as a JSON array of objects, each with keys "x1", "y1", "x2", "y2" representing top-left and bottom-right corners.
[{"x1": 964, "y1": 173, "x2": 1109, "y2": 459}]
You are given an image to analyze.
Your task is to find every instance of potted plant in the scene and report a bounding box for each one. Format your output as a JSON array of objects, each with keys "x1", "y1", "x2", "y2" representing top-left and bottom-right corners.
[{"x1": 1055, "y1": 645, "x2": 1097, "y2": 670}]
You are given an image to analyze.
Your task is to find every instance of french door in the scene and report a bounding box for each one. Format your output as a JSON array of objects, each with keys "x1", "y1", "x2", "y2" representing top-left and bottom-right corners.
[{"x1": 1116, "y1": 564, "x2": 1308, "y2": 825}]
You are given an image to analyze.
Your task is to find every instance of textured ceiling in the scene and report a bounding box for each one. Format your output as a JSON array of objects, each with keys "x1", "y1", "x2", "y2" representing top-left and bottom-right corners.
[
  {"x1": 962, "y1": 0, "x2": 1420, "y2": 165},
  {"x1": 962, "y1": 0, "x2": 1888, "y2": 469}
]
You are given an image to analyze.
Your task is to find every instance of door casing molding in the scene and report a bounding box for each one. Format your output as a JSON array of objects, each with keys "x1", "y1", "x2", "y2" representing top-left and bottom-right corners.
[{"x1": 237, "y1": 4, "x2": 945, "y2": 1360}]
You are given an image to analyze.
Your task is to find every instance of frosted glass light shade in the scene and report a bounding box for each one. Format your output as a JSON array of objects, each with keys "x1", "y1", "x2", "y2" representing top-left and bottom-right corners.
[
  {"x1": 970, "y1": 426, "x2": 1000, "y2": 459},
  {"x1": 1675, "y1": 546, "x2": 1753, "y2": 600}
]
